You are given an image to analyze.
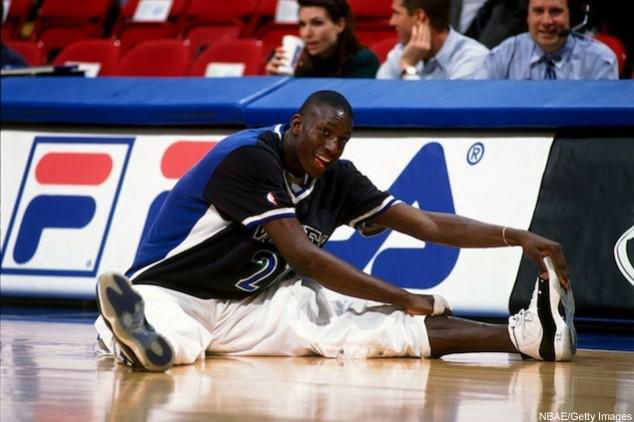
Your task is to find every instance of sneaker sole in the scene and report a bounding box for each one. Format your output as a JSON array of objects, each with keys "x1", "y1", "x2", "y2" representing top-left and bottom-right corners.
[
  {"x1": 96, "y1": 272, "x2": 175, "y2": 372},
  {"x1": 539, "y1": 257, "x2": 576, "y2": 361}
]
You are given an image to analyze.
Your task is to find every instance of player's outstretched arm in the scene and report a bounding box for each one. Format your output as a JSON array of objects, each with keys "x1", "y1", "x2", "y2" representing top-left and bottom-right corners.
[
  {"x1": 263, "y1": 217, "x2": 435, "y2": 315},
  {"x1": 370, "y1": 203, "x2": 570, "y2": 288}
]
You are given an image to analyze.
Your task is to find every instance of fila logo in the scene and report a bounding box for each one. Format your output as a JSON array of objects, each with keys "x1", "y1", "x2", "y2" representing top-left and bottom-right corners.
[
  {"x1": 1, "y1": 137, "x2": 133, "y2": 276},
  {"x1": 136, "y1": 141, "x2": 217, "y2": 250},
  {"x1": 326, "y1": 142, "x2": 459, "y2": 289}
]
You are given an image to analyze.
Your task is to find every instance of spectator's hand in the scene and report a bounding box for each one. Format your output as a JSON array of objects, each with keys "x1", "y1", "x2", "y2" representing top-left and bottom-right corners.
[
  {"x1": 517, "y1": 230, "x2": 570, "y2": 289},
  {"x1": 265, "y1": 46, "x2": 288, "y2": 75},
  {"x1": 400, "y1": 20, "x2": 431, "y2": 69}
]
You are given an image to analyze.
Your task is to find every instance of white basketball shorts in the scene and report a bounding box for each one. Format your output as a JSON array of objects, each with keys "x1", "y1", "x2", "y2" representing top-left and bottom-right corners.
[{"x1": 95, "y1": 278, "x2": 431, "y2": 365}]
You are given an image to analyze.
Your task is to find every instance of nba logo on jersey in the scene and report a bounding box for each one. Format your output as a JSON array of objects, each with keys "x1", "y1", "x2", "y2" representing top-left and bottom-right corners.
[{"x1": 0, "y1": 136, "x2": 133, "y2": 277}]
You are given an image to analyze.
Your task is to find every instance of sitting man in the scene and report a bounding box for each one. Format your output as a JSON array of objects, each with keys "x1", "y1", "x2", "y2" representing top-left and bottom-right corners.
[
  {"x1": 482, "y1": 0, "x2": 617, "y2": 79},
  {"x1": 95, "y1": 90, "x2": 576, "y2": 372},
  {"x1": 376, "y1": 0, "x2": 489, "y2": 80}
]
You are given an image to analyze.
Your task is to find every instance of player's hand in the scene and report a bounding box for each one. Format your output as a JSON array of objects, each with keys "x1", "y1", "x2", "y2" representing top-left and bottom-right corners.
[
  {"x1": 516, "y1": 230, "x2": 570, "y2": 289},
  {"x1": 400, "y1": 20, "x2": 431, "y2": 69},
  {"x1": 265, "y1": 46, "x2": 288, "y2": 75},
  {"x1": 403, "y1": 293, "x2": 433, "y2": 315}
]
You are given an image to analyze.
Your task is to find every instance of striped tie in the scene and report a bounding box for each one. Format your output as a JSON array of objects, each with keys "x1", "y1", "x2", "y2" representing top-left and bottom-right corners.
[{"x1": 543, "y1": 55, "x2": 558, "y2": 80}]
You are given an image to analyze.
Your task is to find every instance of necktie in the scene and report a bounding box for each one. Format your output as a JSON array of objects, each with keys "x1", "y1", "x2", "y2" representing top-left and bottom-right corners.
[{"x1": 543, "y1": 55, "x2": 558, "y2": 80}]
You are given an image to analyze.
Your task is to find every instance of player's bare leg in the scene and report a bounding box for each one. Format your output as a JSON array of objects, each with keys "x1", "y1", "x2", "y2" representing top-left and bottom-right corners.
[{"x1": 426, "y1": 316, "x2": 516, "y2": 357}]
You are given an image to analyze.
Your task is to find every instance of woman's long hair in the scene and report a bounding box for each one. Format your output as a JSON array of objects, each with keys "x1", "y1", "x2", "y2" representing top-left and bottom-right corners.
[{"x1": 295, "y1": 0, "x2": 364, "y2": 76}]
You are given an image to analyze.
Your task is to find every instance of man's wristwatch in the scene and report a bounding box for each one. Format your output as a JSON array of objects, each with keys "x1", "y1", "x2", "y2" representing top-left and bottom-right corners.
[{"x1": 401, "y1": 65, "x2": 420, "y2": 80}]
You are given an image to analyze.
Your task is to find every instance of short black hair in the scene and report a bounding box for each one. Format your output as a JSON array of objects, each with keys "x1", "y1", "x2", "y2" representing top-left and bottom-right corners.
[
  {"x1": 299, "y1": 90, "x2": 353, "y2": 120},
  {"x1": 401, "y1": 0, "x2": 450, "y2": 31}
]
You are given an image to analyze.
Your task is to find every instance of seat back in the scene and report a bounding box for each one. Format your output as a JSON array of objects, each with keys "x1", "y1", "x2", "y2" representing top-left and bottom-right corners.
[
  {"x1": 189, "y1": 38, "x2": 264, "y2": 76},
  {"x1": 185, "y1": 0, "x2": 258, "y2": 25},
  {"x1": 369, "y1": 36, "x2": 398, "y2": 63},
  {"x1": 53, "y1": 39, "x2": 120, "y2": 75},
  {"x1": 33, "y1": 0, "x2": 114, "y2": 58},
  {"x1": 186, "y1": 25, "x2": 242, "y2": 58},
  {"x1": 349, "y1": 0, "x2": 393, "y2": 47},
  {"x1": 357, "y1": 28, "x2": 396, "y2": 48},
  {"x1": 114, "y1": 0, "x2": 189, "y2": 53},
  {"x1": 34, "y1": 0, "x2": 114, "y2": 35},
  {"x1": 256, "y1": 23, "x2": 298, "y2": 58},
  {"x1": 116, "y1": 39, "x2": 190, "y2": 76},
  {"x1": 2, "y1": 0, "x2": 34, "y2": 40},
  {"x1": 594, "y1": 32, "x2": 627, "y2": 77},
  {"x1": 4, "y1": 40, "x2": 44, "y2": 65},
  {"x1": 349, "y1": 0, "x2": 392, "y2": 21},
  {"x1": 182, "y1": 0, "x2": 258, "y2": 54}
]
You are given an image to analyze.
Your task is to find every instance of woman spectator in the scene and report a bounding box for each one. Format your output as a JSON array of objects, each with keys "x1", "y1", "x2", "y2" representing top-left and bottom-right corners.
[{"x1": 265, "y1": 0, "x2": 379, "y2": 78}]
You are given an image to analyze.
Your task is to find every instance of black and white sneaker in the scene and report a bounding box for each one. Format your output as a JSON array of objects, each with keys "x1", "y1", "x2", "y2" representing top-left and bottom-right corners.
[
  {"x1": 508, "y1": 257, "x2": 576, "y2": 361},
  {"x1": 96, "y1": 272, "x2": 175, "y2": 371}
]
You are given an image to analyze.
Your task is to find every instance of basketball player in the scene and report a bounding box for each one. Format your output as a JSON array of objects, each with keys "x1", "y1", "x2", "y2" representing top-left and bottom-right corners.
[{"x1": 95, "y1": 90, "x2": 576, "y2": 371}]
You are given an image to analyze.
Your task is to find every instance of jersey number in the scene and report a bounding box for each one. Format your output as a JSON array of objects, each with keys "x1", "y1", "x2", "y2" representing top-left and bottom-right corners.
[{"x1": 235, "y1": 250, "x2": 279, "y2": 293}]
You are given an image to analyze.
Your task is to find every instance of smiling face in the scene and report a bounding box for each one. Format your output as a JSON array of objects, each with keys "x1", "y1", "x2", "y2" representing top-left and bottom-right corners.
[
  {"x1": 298, "y1": 6, "x2": 345, "y2": 58},
  {"x1": 286, "y1": 105, "x2": 352, "y2": 179},
  {"x1": 528, "y1": 0, "x2": 570, "y2": 53}
]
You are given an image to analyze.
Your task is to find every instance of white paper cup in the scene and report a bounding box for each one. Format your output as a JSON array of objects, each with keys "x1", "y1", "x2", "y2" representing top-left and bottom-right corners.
[{"x1": 278, "y1": 35, "x2": 304, "y2": 75}]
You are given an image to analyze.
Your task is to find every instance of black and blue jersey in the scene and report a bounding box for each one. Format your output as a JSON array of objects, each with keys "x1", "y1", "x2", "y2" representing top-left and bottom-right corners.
[{"x1": 128, "y1": 124, "x2": 397, "y2": 299}]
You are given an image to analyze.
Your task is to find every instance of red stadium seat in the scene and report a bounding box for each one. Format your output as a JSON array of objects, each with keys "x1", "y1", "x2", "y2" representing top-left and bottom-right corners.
[
  {"x1": 33, "y1": 0, "x2": 115, "y2": 59},
  {"x1": 251, "y1": 0, "x2": 302, "y2": 39},
  {"x1": 116, "y1": 39, "x2": 190, "y2": 76},
  {"x1": 357, "y1": 28, "x2": 397, "y2": 48},
  {"x1": 114, "y1": 0, "x2": 189, "y2": 53},
  {"x1": 255, "y1": 23, "x2": 298, "y2": 58},
  {"x1": 369, "y1": 35, "x2": 398, "y2": 63},
  {"x1": 186, "y1": 26, "x2": 241, "y2": 58},
  {"x1": 182, "y1": 0, "x2": 258, "y2": 55},
  {"x1": 255, "y1": 0, "x2": 279, "y2": 18},
  {"x1": 348, "y1": 0, "x2": 393, "y2": 47},
  {"x1": 4, "y1": 40, "x2": 44, "y2": 65},
  {"x1": 1, "y1": 0, "x2": 34, "y2": 40},
  {"x1": 251, "y1": 0, "x2": 279, "y2": 26},
  {"x1": 189, "y1": 38, "x2": 264, "y2": 76},
  {"x1": 594, "y1": 32, "x2": 627, "y2": 77},
  {"x1": 53, "y1": 39, "x2": 121, "y2": 76},
  {"x1": 184, "y1": 0, "x2": 258, "y2": 30},
  {"x1": 349, "y1": 0, "x2": 392, "y2": 22}
]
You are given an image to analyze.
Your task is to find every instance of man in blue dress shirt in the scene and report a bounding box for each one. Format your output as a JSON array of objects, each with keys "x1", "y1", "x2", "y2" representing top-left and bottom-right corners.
[
  {"x1": 482, "y1": 0, "x2": 617, "y2": 79},
  {"x1": 376, "y1": 0, "x2": 489, "y2": 80}
]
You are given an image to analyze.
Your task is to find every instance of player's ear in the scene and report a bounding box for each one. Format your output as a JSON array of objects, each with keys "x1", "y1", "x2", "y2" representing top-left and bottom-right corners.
[{"x1": 290, "y1": 113, "x2": 303, "y2": 135}]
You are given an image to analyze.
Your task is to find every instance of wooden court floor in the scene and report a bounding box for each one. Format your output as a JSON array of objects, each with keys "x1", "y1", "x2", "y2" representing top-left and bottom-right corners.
[{"x1": 1, "y1": 313, "x2": 633, "y2": 422}]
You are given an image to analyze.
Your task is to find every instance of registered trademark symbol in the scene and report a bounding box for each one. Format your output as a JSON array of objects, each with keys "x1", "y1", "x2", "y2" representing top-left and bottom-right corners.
[{"x1": 467, "y1": 142, "x2": 485, "y2": 165}]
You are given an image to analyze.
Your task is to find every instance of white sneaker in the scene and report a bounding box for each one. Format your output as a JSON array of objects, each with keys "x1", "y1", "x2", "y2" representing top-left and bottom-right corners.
[{"x1": 508, "y1": 257, "x2": 576, "y2": 361}]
